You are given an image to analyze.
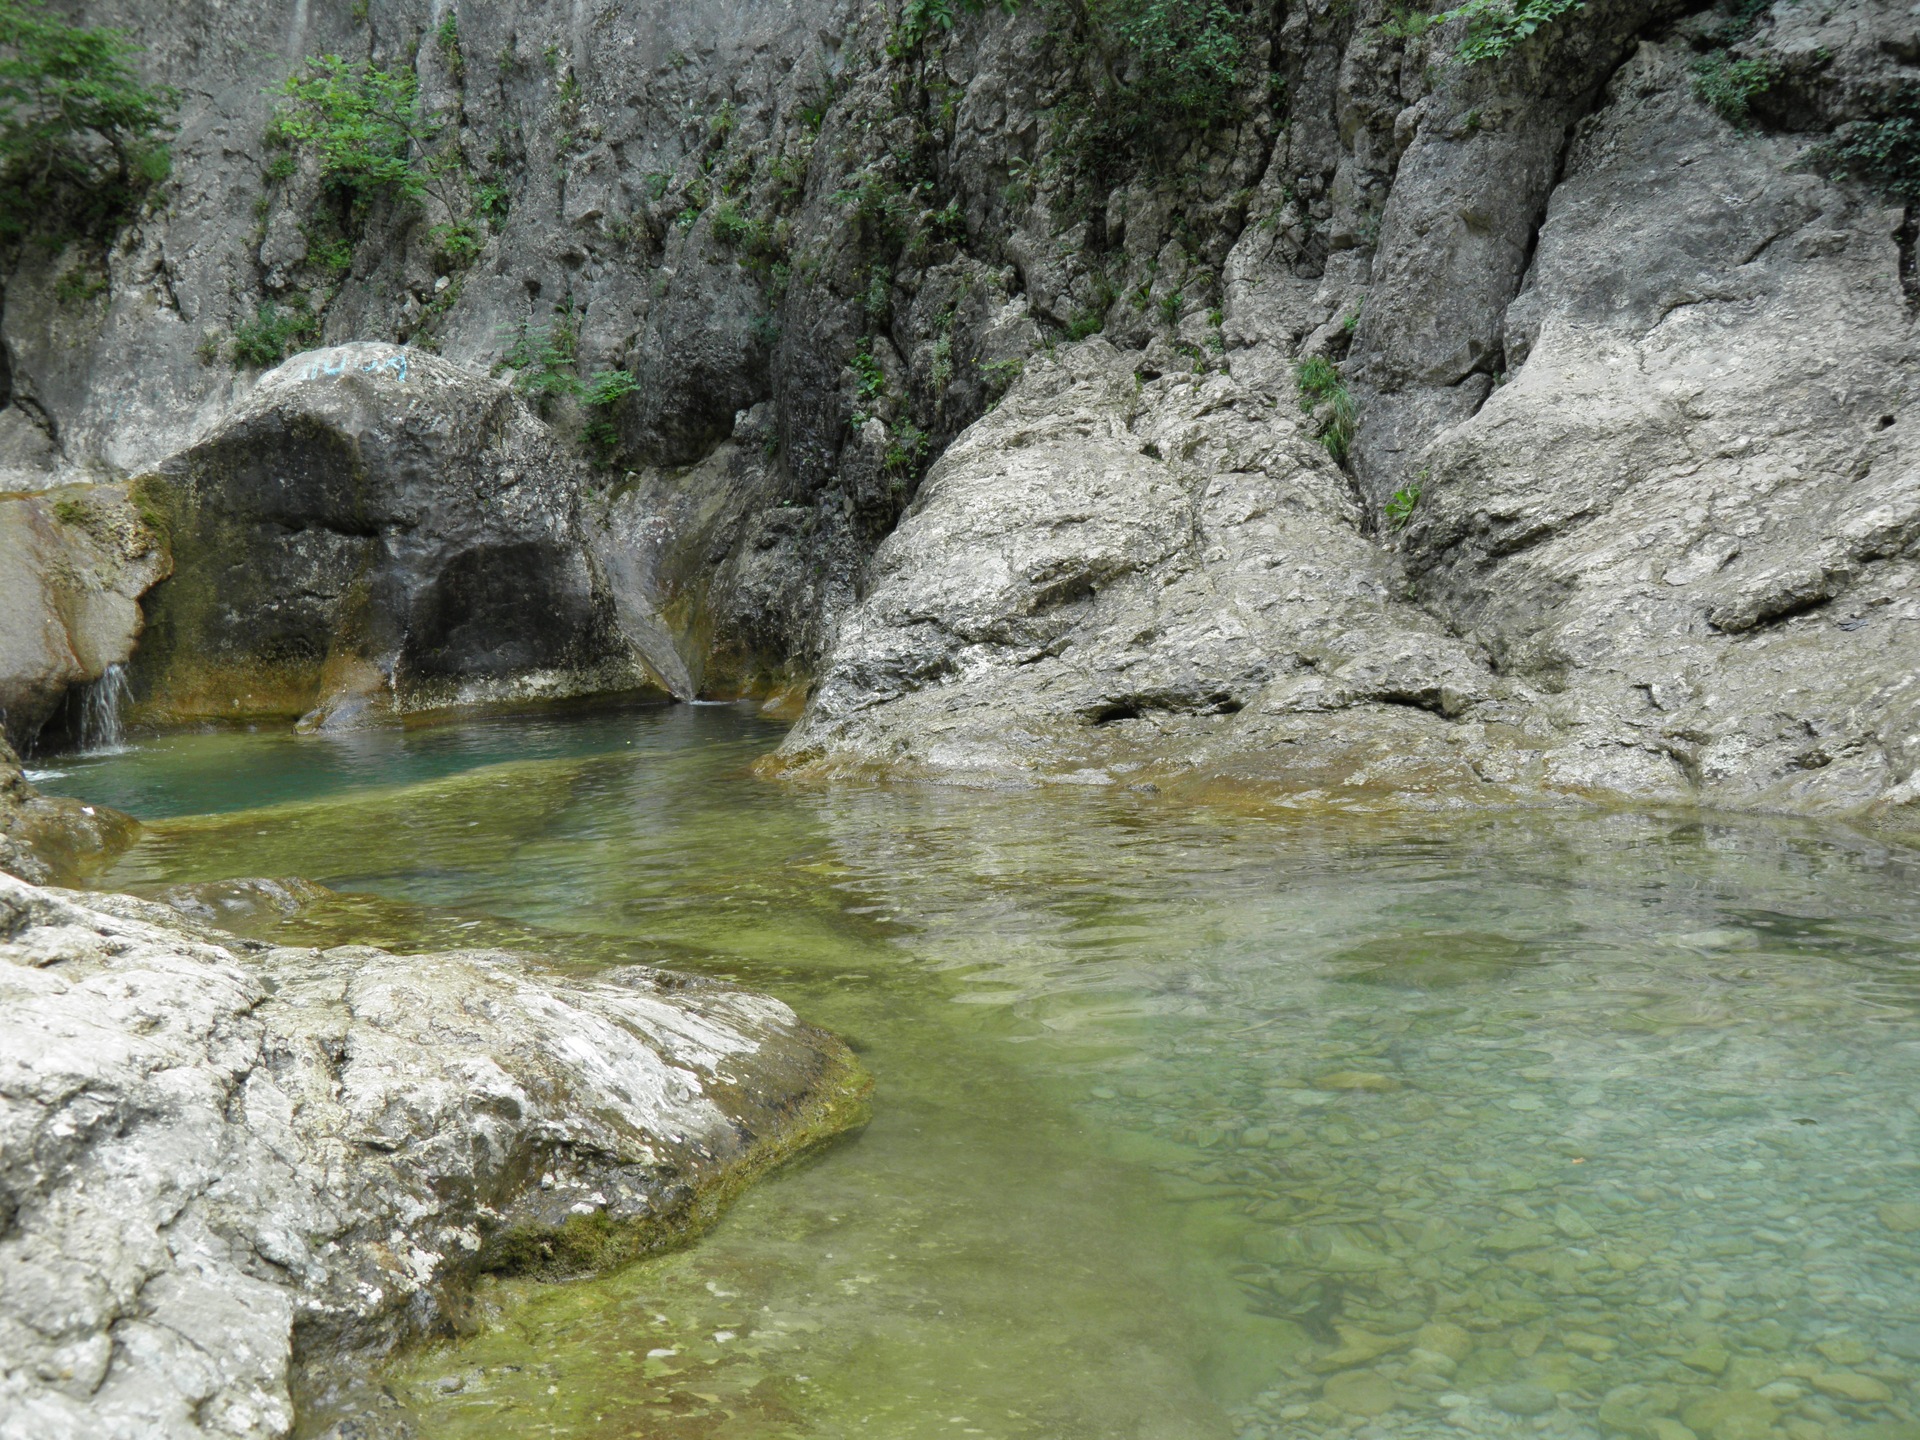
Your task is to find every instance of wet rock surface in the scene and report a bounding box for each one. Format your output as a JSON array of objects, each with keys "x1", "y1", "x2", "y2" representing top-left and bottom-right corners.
[
  {"x1": 0, "y1": 870, "x2": 864, "y2": 1440},
  {"x1": 0, "y1": 738, "x2": 137, "y2": 887},
  {"x1": 130, "y1": 343, "x2": 669, "y2": 729},
  {"x1": 0, "y1": 485, "x2": 169, "y2": 753}
]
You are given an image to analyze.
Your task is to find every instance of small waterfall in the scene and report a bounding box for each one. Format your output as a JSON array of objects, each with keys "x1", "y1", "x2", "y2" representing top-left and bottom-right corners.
[{"x1": 77, "y1": 662, "x2": 131, "y2": 753}]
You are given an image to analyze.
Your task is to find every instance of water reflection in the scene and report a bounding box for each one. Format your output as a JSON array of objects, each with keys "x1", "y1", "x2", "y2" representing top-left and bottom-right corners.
[{"x1": 42, "y1": 705, "x2": 1920, "y2": 1440}]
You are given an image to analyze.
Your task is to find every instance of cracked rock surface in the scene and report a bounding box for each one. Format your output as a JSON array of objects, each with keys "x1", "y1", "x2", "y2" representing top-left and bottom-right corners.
[
  {"x1": 0, "y1": 872, "x2": 862, "y2": 1440},
  {"x1": 778, "y1": 340, "x2": 1563, "y2": 809}
]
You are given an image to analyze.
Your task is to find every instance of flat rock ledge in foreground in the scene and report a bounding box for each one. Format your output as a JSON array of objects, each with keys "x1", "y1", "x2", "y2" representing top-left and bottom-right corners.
[{"x1": 0, "y1": 873, "x2": 866, "y2": 1440}]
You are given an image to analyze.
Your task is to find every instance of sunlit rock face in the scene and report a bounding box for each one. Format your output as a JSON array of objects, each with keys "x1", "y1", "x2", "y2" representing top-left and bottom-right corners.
[{"x1": 0, "y1": 871, "x2": 863, "y2": 1440}]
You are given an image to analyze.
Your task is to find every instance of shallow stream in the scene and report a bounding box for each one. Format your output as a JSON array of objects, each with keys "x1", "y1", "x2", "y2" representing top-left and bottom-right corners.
[{"x1": 40, "y1": 702, "x2": 1920, "y2": 1440}]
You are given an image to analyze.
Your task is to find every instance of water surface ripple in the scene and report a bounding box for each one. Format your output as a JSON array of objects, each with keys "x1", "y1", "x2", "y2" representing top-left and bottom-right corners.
[{"x1": 47, "y1": 703, "x2": 1920, "y2": 1440}]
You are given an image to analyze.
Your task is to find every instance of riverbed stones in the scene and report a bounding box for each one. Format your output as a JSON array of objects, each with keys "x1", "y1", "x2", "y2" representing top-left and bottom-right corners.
[
  {"x1": 0, "y1": 871, "x2": 864, "y2": 1439},
  {"x1": 1812, "y1": 1372, "x2": 1894, "y2": 1403},
  {"x1": 1323, "y1": 1369, "x2": 1398, "y2": 1417},
  {"x1": 1681, "y1": 1389, "x2": 1777, "y2": 1440},
  {"x1": 1490, "y1": 1381, "x2": 1558, "y2": 1416},
  {"x1": 1877, "y1": 1203, "x2": 1920, "y2": 1234}
]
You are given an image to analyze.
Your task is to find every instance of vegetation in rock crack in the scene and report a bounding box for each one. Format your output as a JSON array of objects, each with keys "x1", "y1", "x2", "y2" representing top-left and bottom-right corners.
[
  {"x1": 894, "y1": 0, "x2": 1019, "y2": 53},
  {"x1": 1045, "y1": 0, "x2": 1264, "y2": 150},
  {"x1": 0, "y1": 0, "x2": 175, "y2": 245},
  {"x1": 1295, "y1": 355, "x2": 1355, "y2": 465},
  {"x1": 499, "y1": 306, "x2": 640, "y2": 464},
  {"x1": 1425, "y1": 0, "x2": 1585, "y2": 65},
  {"x1": 849, "y1": 342, "x2": 889, "y2": 403},
  {"x1": 230, "y1": 300, "x2": 319, "y2": 368},
  {"x1": 1814, "y1": 83, "x2": 1920, "y2": 201},
  {"x1": 268, "y1": 56, "x2": 469, "y2": 223},
  {"x1": 1691, "y1": 51, "x2": 1778, "y2": 127},
  {"x1": 1385, "y1": 482, "x2": 1423, "y2": 529}
]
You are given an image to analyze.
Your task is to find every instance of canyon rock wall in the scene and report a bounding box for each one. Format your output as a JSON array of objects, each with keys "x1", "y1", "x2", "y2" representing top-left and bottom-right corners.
[{"x1": 0, "y1": 0, "x2": 1913, "y2": 824}]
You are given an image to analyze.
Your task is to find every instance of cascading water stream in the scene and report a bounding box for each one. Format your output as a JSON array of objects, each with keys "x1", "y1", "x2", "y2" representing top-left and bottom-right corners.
[{"x1": 77, "y1": 662, "x2": 131, "y2": 753}]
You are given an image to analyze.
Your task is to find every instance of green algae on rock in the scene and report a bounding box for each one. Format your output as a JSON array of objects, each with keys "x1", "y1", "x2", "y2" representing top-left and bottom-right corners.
[
  {"x1": 44, "y1": 705, "x2": 1920, "y2": 1440},
  {"x1": 0, "y1": 860, "x2": 866, "y2": 1440},
  {"x1": 0, "y1": 735, "x2": 138, "y2": 885}
]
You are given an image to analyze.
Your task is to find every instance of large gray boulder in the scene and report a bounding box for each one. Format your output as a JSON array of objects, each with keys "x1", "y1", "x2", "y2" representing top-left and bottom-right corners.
[
  {"x1": 780, "y1": 317, "x2": 1918, "y2": 827},
  {"x1": 130, "y1": 343, "x2": 673, "y2": 730},
  {"x1": 0, "y1": 872, "x2": 864, "y2": 1440}
]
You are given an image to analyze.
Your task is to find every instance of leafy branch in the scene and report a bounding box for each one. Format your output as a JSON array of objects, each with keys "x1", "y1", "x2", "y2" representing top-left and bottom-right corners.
[{"x1": 0, "y1": 0, "x2": 175, "y2": 243}]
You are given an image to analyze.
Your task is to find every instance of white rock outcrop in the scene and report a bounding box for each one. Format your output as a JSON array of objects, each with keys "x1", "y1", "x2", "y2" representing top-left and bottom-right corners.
[{"x1": 0, "y1": 873, "x2": 860, "y2": 1440}]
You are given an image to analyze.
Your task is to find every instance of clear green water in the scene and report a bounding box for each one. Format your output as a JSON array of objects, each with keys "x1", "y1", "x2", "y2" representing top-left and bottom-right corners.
[{"x1": 44, "y1": 703, "x2": 1920, "y2": 1440}]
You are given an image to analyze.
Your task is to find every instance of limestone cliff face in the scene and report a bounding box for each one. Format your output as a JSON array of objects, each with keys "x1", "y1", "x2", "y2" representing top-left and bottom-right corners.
[{"x1": 0, "y1": 0, "x2": 1913, "y2": 824}]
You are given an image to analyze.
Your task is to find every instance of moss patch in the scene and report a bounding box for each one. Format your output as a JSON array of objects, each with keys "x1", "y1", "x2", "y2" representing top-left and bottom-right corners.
[{"x1": 476, "y1": 1039, "x2": 871, "y2": 1281}]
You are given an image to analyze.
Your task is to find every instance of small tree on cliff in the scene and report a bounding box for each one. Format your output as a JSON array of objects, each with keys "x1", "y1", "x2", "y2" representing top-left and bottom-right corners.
[{"x1": 0, "y1": 0, "x2": 175, "y2": 244}]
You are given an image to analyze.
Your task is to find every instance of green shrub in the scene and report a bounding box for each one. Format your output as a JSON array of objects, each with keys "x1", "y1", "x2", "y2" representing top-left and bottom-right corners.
[
  {"x1": 894, "y1": 0, "x2": 1016, "y2": 53},
  {"x1": 1691, "y1": 51, "x2": 1777, "y2": 126},
  {"x1": 1295, "y1": 354, "x2": 1355, "y2": 465},
  {"x1": 435, "y1": 12, "x2": 463, "y2": 81},
  {"x1": 474, "y1": 179, "x2": 510, "y2": 220},
  {"x1": 580, "y1": 369, "x2": 638, "y2": 464},
  {"x1": 231, "y1": 300, "x2": 318, "y2": 367},
  {"x1": 430, "y1": 219, "x2": 481, "y2": 264},
  {"x1": 883, "y1": 419, "x2": 931, "y2": 478},
  {"x1": 1385, "y1": 483, "x2": 1422, "y2": 528},
  {"x1": 499, "y1": 308, "x2": 581, "y2": 401},
  {"x1": 271, "y1": 56, "x2": 464, "y2": 216},
  {"x1": 1427, "y1": 0, "x2": 1585, "y2": 65},
  {"x1": 1815, "y1": 83, "x2": 1920, "y2": 200},
  {"x1": 499, "y1": 307, "x2": 639, "y2": 462},
  {"x1": 850, "y1": 342, "x2": 888, "y2": 401},
  {"x1": 305, "y1": 229, "x2": 353, "y2": 276},
  {"x1": 710, "y1": 200, "x2": 765, "y2": 248},
  {"x1": 977, "y1": 355, "x2": 1025, "y2": 394},
  {"x1": 832, "y1": 170, "x2": 915, "y2": 251},
  {"x1": 580, "y1": 369, "x2": 639, "y2": 408},
  {"x1": 53, "y1": 264, "x2": 107, "y2": 305},
  {"x1": 0, "y1": 0, "x2": 176, "y2": 243},
  {"x1": 1113, "y1": 0, "x2": 1247, "y2": 128},
  {"x1": 1066, "y1": 308, "x2": 1106, "y2": 340}
]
